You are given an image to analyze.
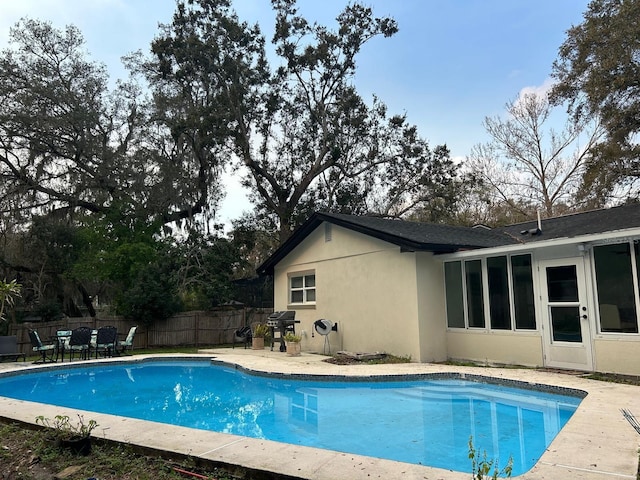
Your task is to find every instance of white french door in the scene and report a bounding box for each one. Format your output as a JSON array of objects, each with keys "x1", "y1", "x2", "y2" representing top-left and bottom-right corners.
[{"x1": 540, "y1": 258, "x2": 593, "y2": 371}]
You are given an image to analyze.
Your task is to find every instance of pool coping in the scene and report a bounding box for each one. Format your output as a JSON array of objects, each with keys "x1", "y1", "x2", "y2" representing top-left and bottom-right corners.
[{"x1": 0, "y1": 350, "x2": 638, "y2": 479}]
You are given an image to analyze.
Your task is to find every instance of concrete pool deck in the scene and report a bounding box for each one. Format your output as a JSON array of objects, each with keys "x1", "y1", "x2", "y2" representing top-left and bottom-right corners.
[{"x1": 0, "y1": 349, "x2": 638, "y2": 479}]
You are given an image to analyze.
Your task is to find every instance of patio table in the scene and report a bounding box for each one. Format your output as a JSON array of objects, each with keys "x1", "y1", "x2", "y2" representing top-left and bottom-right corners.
[{"x1": 53, "y1": 330, "x2": 72, "y2": 362}]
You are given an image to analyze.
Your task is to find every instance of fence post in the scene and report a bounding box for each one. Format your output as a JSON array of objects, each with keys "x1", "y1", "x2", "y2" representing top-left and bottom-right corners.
[{"x1": 195, "y1": 312, "x2": 200, "y2": 347}]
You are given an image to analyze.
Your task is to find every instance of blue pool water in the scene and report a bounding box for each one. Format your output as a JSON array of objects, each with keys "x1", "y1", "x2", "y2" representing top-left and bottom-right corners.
[{"x1": 0, "y1": 360, "x2": 583, "y2": 475}]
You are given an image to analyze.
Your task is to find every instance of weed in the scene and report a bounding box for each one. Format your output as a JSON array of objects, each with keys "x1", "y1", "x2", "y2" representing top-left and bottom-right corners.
[
  {"x1": 36, "y1": 414, "x2": 98, "y2": 439},
  {"x1": 469, "y1": 436, "x2": 513, "y2": 479}
]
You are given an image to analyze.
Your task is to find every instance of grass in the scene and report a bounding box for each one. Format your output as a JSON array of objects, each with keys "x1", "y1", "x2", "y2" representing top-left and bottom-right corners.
[
  {"x1": 582, "y1": 371, "x2": 640, "y2": 386},
  {"x1": 0, "y1": 421, "x2": 244, "y2": 480},
  {"x1": 324, "y1": 352, "x2": 412, "y2": 365}
]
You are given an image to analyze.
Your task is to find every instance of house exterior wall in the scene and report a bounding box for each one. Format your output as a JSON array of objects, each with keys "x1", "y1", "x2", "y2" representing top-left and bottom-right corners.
[
  {"x1": 441, "y1": 243, "x2": 586, "y2": 369},
  {"x1": 415, "y1": 252, "x2": 448, "y2": 362},
  {"x1": 441, "y1": 238, "x2": 640, "y2": 374},
  {"x1": 593, "y1": 339, "x2": 640, "y2": 375},
  {"x1": 273, "y1": 223, "x2": 442, "y2": 361},
  {"x1": 270, "y1": 215, "x2": 640, "y2": 374},
  {"x1": 446, "y1": 331, "x2": 544, "y2": 367}
]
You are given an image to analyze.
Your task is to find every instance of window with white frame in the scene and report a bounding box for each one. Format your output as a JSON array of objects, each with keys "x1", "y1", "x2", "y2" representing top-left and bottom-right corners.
[
  {"x1": 289, "y1": 272, "x2": 316, "y2": 305},
  {"x1": 444, "y1": 254, "x2": 536, "y2": 331}
]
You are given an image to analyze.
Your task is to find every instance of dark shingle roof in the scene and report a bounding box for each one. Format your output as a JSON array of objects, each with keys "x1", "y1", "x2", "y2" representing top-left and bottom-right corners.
[
  {"x1": 257, "y1": 203, "x2": 640, "y2": 275},
  {"x1": 501, "y1": 203, "x2": 640, "y2": 243},
  {"x1": 257, "y1": 212, "x2": 516, "y2": 275},
  {"x1": 318, "y1": 213, "x2": 515, "y2": 250}
]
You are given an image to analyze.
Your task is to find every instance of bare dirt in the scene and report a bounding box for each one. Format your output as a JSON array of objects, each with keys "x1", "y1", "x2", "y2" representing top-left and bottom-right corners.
[{"x1": 0, "y1": 422, "x2": 242, "y2": 480}]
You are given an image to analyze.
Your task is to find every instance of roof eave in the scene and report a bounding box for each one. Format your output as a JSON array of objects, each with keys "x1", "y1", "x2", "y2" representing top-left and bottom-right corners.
[
  {"x1": 256, "y1": 213, "x2": 498, "y2": 275},
  {"x1": 256, "y1": 213, "x2": 326, "y2": 276}
]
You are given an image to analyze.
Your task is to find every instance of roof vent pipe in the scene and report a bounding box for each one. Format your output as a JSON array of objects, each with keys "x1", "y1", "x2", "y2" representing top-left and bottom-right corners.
[
  {"x1": 537, "y1": 209, "x2": 542, "y2": 232},
  {"x1": 521, "y1": 210, "x2": 543, "y2": 236}
]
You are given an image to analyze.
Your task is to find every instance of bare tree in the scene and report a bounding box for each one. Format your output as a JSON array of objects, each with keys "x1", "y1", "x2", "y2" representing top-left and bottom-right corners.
[{"x1": 467, "y1": 91, "x2": 603, "y2": 219}]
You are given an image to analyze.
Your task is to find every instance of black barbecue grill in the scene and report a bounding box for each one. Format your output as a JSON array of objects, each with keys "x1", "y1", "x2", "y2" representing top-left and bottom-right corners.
[{"x1": 267, "y1": 310, "x2": 299, "y2": 352}]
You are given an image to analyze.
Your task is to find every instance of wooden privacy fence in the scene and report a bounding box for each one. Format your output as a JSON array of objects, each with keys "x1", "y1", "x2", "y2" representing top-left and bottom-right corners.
[{"x1": 9, "y1": 307, "x2": 272, "y2": 354}]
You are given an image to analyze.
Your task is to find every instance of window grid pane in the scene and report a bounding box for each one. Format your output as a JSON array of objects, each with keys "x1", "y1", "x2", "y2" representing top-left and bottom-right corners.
[
  {"x1": 511, "y1": 255, "x2": 536, "y2": 330},
  {"x1": 546, "y1": 265, "x2": 578, "y2": 302},
  {"x1": 465, "y1": 259, "x2": 485, "y2": 328},
  {"x1": 445, "y1": 262, "x2": 465, "y2": 328},
  {"x1": 487, "y1": 256, "x2": 511, "y2": 330},
  {"x1": 290, "y1": 273, "x2": 316, "y2": 304}
]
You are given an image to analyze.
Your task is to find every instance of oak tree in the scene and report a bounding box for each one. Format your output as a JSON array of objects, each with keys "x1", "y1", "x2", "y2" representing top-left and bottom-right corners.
[
  {"x1": 146, "y1": 0, "x2": 465, "y2": 243},
  {"x1": 551, "y1": 0, "x2": 640, "y2": 199},
  {"x1": 0, "y1": 19, "x2": 226, "y2": 231}
]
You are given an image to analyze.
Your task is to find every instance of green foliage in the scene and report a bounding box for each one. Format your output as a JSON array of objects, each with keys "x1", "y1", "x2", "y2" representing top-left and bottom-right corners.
[
  {"x1": 70, "y1": 216, "x2": 159, "y2": 283},
  {"x1": 0, "y1": 17, "x2": 224, "y2": 230},
  {"x1": 35, "y1": 414, "x2": 98, "y2": 439},
  {"x1": 69, "y1": 216, "x2": 173, "y2": 319},
  {"x1": 116, "y1": 261, "x2": 182, "y2": 325},
  {"x1": 468, "y1": 436, "x2": 513, "y2": 479},
  {"x1": 25, "y1": 218, "x2": 81, "y2": 275},
  {"x1": 16, "y1": 219, "x2": 84, "y2": 316},
  {"x1": 33, "y1": 301, "x2": 64, "y2": 323},
  {"x1": 252, "y1": 323, "x2": 270, "y2": 338},
  {"x1": 0, "y1": 278, "x2": 21, "y2": 323},
  {"x1": 144, "y1": 0, "x2": 464, "y2": 243},
  {"x1": 172, "y1": 232, "x2": 242, "y2": 309},
  {"x1": 284, "y1": 332, "x2": 301, "y2": 343},
  {"x1": 230, "y1": 217, "x2": 280, "y2": 277},
  {"x1": 551, "y1": 0, "x2": 640, "y2": 199}
]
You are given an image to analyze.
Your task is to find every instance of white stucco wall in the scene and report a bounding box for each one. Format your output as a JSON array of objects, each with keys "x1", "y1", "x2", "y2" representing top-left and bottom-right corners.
[
  {"x1": 446, "y1": 331, "x2": 544, "y2": 367},
  {"x1": 415, "y1": 252, "x2": 448, "y2": 362},
  {"x1": 593, "y1": 338, "x2": 640, "y2": 375},
  {"x1": 273, "y1": 223, "x2": 443, "y2": 361}
]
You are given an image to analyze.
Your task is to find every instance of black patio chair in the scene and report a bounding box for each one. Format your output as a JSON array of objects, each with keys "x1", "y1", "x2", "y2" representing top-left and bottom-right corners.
[
  {"x1": 95, "y1": 326, "x2": 118, "y2": 358},
  {"x1": 28, "y1": 329, "x2": 57, "y2": 363},
  {"x1": 0, "y1": 335, "x2": 26, "y2": 362},
  {"x1": 68, "y1": 327, "x2": 92, "y2": 360},
  {"x1": 233, "y1": 326, "x2": 252, "y2": 349}
]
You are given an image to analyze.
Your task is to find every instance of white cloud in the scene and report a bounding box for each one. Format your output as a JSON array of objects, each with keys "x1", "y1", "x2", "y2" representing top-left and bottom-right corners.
[{"x1": 517, "y1": 77, "x2": 556, "y2": 101}]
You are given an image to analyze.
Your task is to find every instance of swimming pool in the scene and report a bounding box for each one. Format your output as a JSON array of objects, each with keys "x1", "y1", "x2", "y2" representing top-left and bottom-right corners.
[{"x1": 0, "y1": 359, "x2": 584, "y2": 475}]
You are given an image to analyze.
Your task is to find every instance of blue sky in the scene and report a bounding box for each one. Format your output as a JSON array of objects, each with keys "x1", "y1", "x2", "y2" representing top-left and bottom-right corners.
[{"x1": 0, "y1": 0, "x2": 591, "y2": 222}]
